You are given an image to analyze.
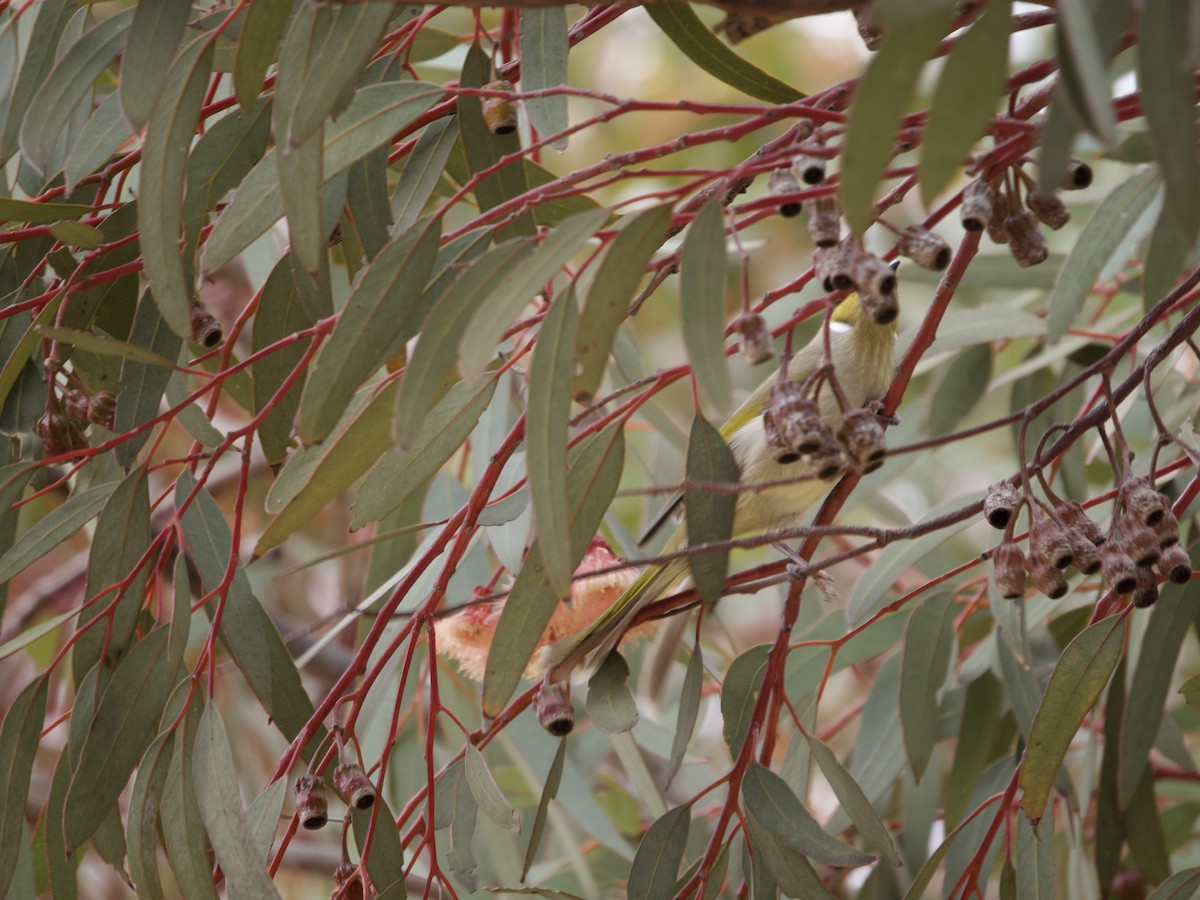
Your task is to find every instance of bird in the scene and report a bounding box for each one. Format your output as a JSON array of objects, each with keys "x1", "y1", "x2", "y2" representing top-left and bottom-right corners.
[{"x1": 543, "y1": 274, "x2": 900, "y2": 683}]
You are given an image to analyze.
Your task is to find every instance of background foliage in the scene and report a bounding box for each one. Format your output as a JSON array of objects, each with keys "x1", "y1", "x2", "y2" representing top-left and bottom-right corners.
[{"x1": 1, "y1": 0, "x2": 1199, "y2": 897}]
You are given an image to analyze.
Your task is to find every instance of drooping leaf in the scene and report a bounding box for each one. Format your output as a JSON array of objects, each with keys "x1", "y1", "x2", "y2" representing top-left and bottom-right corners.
[
  {"x1": 679, "y1": 199, "x2": 731, "y2": 412},
  {"x1": 159, "y1": 696, "x2": 218, "y2": 900},
  {"x1": 464, "y1": 744, "x2": 520, "y2": 832},
  {"x1": 1056, "y1": 0, "x2": 1118, "y2": 145},
  {"x1": 351, "y1": 798, "x2": 408, "y2": 898},
  {"x1": 628, "y1": 805, "x2": 691, "y2": 900},
  {"x1": 125, "y1": 731, "x2": 174, "y2": 900},
  {"x1": 1143, "y1": 206, "x2": 1190, "y2": 312},
  {"x1": 0, "y1": 481, "x2": 116, "y2": 584},
  {"x1": 391, "y1": 116, "x2": 460, "y2": 233},
  {"x1": 138, "y1": 32, "x2": 215, "y2": 339},
  {"x1": 433, "y1": 760, "x2": 480, "y2": 891},
  {"x1": 1018, "y1": 616, "x2": 1125, "y2": 822},
  {"x1": 522, "y1": 737, "x2": 567, "y2": 881},
  {"x1": 722, "y1": 644, "x2": 769, "y2": 756},
  {"x1": 899, "y1": 593, "x2": 954, "y2": 780},
  {"x1": 245, "y1": 778, "x2": 287, "y2": 864},
  {"x1": 526, "y1": 288, "x2": 579, "y2": 598},
  {"x1": 684, "y1": 413, "x2": 739, "y2": 603},
  {"x1": 0, "y1": 0, "x2": 74, "y2": 162},
  {"x1": 587, "y1": 651, "x2": 640, "y2": 733},
  {"x1": 918, "y1": 0, "x2": 1013, "y2": 204},
  {"x1": 804, "y1": 731, "x2": 902, "y2": 866},
  {"x1": 0, "y1": 677, "x2": 48, "y2": 896},
  {"x1": 233, "y1": 0, "x2": 292, "y2": 111},
  {"x1": 520, "y1": 8, "x2": 570, "y2": 150},
  {"x1": 0, "y1": 198, "x2": 92, "y2": 225},
  {"x1": 36, "y1": 325, "x2": 176, "y2": 370},
  {"x1": 45, "y1": 221, "x2": 103, "y2": 249},
  {"x1": 1047, "y1": 168, "x2": 1159, "y2": 341},
  {"x1": 644, "y1": 0, "x2": 802, "y2": 104},
  {"x1": 64, "y1": 92, "x2": 132, "y2": 192},
  {"x1": 120, "y1": 0, "x2": 190, "y2": 130},
  {"x1": 114, "y1": 289, "x2": 184, "y2": 469},
  {"x1": 192, "y1": 705, "x2": 282, "y2": 899},
  {"x1": 666, "y1": 644, "x2": 704, "y2": 787}
]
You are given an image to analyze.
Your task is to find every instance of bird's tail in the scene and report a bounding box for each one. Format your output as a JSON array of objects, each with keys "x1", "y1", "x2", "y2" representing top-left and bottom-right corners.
[{"x1": 545, "y1": 556, "x2": 689, "y2": 681}]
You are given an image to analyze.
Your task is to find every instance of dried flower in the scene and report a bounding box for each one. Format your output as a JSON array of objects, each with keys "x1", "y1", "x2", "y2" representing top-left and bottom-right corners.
[
  {"x1": 993, "y1": 541, "x2": 1028, "y2": 599},
  {"x1": 811, "y1": 434, "x2": 848, "y2": 482},
  {"x1": 854, "y1": 6, "x2": 884, "y2": 50},
  {"x1": 735, "y1": 312, "x2": 774, "y2": 365},
  {"x1": 763, "y1": 381, "x2": 826, "y2": 462},
  {"x1": 961, "y1": 180, "x2": 995, "y2": 233},
  {"x1": 851, "y1": 254, "x2": 899, "y2": 324},
  {"x1": 897, "y1": 226, "x2": 951, "y2": 271},
  {"x1": 813, "y1": 238, "x2": 857, "y2": 292},
  {"x1": 792, "y1": 143, "x2": 827, "y2": 185},
  {"x1": 985, "y1": 190, "x2": 1011, "y2": 244},
  {"x1": 1119, "y1": 514, "x2": 1161, "y2": 567},
  {"x1": 984, "y1": 480, "x2": 1020, "y2": 529},
  {"x1": 36, "y1": 411, "x2": 88, "y2": 457},
  {"x1": 1153, "y1": 512, "x2": 1180, "y2": 548},
  {"x1": 1120, "y1": 476, "x2": 1167, "y2": 526},
  {"x1": 1067, "y1": 528, "x2": 1101, "y2": 575}
]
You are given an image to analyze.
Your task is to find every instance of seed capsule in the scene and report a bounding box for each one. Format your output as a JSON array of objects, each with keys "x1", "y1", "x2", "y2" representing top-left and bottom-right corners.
[
  {"x1": 1026, "y1": 189, "x2": 1070, "y2": 230},
  {"x1": 992, "y1": 541, "x2": 1028, "y2": 599},
  {"x1": 810, "y1": 433, "x2": 848, "y2": 481},
  {"x1": 1030, "y1": 517, "x2": 1073, "y2": 570},
  {"x1": 1157, "y1": 543, "x2": 1193, "y2": 585},
  {"x1": 482, "y1": 80, "x2": 518, "y2": 135},
  {"x1": 1055, "y1": 500, "x2": 1105, "y2": 545},
  {"x1": 852, "y1": 254, "x2": 899, "y2": 324},
  {"x1": 792, "y1": 143, "x2": 827, "y2": 185},
  {"x1": 535, "y1": 680, "x2": 574, "y2": 736},
  {"x1": 295, "y1": 775, "x2": 329, "y2": 830},
  {"x1": 840, "y1": 407, "x2": 887, "y2": 473},
  {"x1": 984, "y1": 481, "x2": 1020, "y2": 529},
  {"x1": 897, "y1": 225, "x2": 951, "y2": 271},
  {"x1": 190, "y1": 305, "x2": 222, "y2": 348},
  {"x1": 1153, "y1": 511, "x2": 1180, "y2": 548},
  {"x1": 88, "y1": 391, "x2": 116, "y2": 429},
  {"x1": 1067, "y1": 528, "x2": 1102, "y2": 575},
  {"x1": 735, "y1": 312, "x2": 774, "y2": 365},
  {"x1": 813, "y1": 238, "x2": 857, "y2": 292},
  {"x1": 36, "y1": 411, "x2": 88, "y2": 457},
  {"x1": 763, "y1": 381, "x2": 826, "y2": 462},
  {"x1": 63, "y1": 389, "x2": 91, "y2": 421},
  {"x1": 1029, "y1": 557, "x2": 1068, "y2": 599},
  {"x1": 333, "y1": 763, "x2": 377, "y2": 811},
  {"x1": 1119, "y1": 514, "x2": 1161, "y2": 567},
  {"x1": 768, "y1": 167, "x2": 803, "y2": 217},
  {"x1": 1061, "y1": 158, "x2": 1093, "y2": 190},
  {"x1": 1100, "y1": 542, "x2": 1139, "y2": 594},
  {"x1": 1131, "y1": 566, "x2": 1159, "y2": 608},
  {"x1": 1120, "y1": 476, "x2": 1167, "y2": 526},
  {"x1": 961, "y1": 180, "x2": 995, "y2": 233},
  {"x1": 804, "y1": 195, "x2": 841, "y2": 248},
  {"x1": 1005, "y1": 211, "x2": 1049, "y2": 267},
  {"x1": 985, "y1": 190, "x2": 1011, "y2": 244}
]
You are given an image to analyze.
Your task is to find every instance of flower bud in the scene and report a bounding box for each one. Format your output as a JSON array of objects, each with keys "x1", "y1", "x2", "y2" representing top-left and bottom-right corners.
[
  {"x1": 1005, "y1": 211, "x2": 1049, "y2": 267},
  {"x1": 840, "y1": 407, "x2": 886, "y2": 473},
  {"x1": 482, "y1": 80, "x2": 518, "y2": 135},
  {"x1": 1029, "y1": 557, "x2": 1068, "y2": 599},
  {"x1": 1100, "y1": 542, "x2": 1138, "y2": 594},
  {"x1": 190, "y1": 305, "x2": 222, "y2": 348},
  {"x1": 1120, "y1": 476, "x2": 1167, "y2": 526},
  {"x1": 63, "y1": 389, "x2": 91, "y2": 421},
  {"x1": 763, "y1": 381, "x2": 826, "y2": 463},
  {"x1": 1067, "y1": 528, "x2": 1101, "y2": 575},
  {"x1": 897, "y1": 226, "x2": 951, "y2": 271},
  {"x1": 984, "y1": 481, "x2": 1020, "y2": 530},
  {"x1": 813, "y1": 238, "x2": 856, "y2": 292},
  {"x1": 804, "y1": 195, "x2": 841, "y2": 248},
  {"x1": 735, "y1": 312, "x2": 774, "y2": 365},
  {"x1": 1157, "y1": 543, "x2": 1192, "y2": 585},
  {"x1": 333, "y1": 763, "x2": 376, "y2": 811},
  {"x1": 87, "y1": 391, "x2": 117, "y2": 429},
  {"x1": 295, "y1": 775, "x2": 329, "y2": 830},
  {"x1": 768, "y1": 167, "x2": 802, "y2": 217},
  {"x1": 1061, "y1": 158, "x2": 1093, "y2": 190},
  {"x1": 1026, "y1": 189, "x2": 1070, "y2": 230},
  {"x1": 1030, "y1": 517, "x2": 1073, "y2": 570},
  {"x1": 985, "y1": 190, "x2": 1011, "y2": 244},
  {"x1": 1119, "y1": 514, "x2": 1161, "y2": 567},
  {"x1": 792, "y1": 144, "x2": 827, "y2": 185},
  {"x1": 993, "y1": 541, "x2": 1028, "y2": 599},
  {"x1": 961, "y1": 180, "x2": 995, "y2": 233},
  {"x1": 1055, "y1": 500, "x2": 1105, "y2": 545},
  {"x1": 535, "y1": 680, "x2": 574, "y2": 736},
  {"x1": 1153, "y1": 511, "x2": 1180, "y2": 548},
  {"x1": 36, "y1": 411, "x2": 88, "y2": 457},
  {"x1": 1131, "y1": 566, "x2": 1158, "y2": 608}
]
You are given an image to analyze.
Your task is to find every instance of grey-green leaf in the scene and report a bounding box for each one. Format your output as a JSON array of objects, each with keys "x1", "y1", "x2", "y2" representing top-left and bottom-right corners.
[
  {"x1": 628, "y1": 805, "x2": 691, "y2": 900},
  {"x1": 899, "y1": 593, "x2": 954, "y2": 780},
  {"x1": 0, "y1": 677, "x2": 48, "y2": 896},
  {"x1": 805, "y1": 731, "x2": 901, "y2": 866},
  {"x1": 0, "y1": 481, "x2": 116, "y2": 584},
  {"x1": 351, "y1": 798, "x2": 408, "y2": 898},
  {"x1": 520, "y1": 8, "x2": 570, "y2": 151},
  {"x1": 522, "y1": 738, "x2": 567, "y2": 881},
  {"x1": 464, "y1": 744, "x2": 520, "y2": 832},
  {"x1": 126, "y1": 731, "x2": 174, "y2": 900},
  {"x1": 120, "y1": 0, "x2": 190, "y2": 130},
  {"x1": 722, "y1": 644, "x2": 769, "y2": 756},
  {"x1": 679, "y1": 200, "x2": 731, "y2": 412},
  {"x1": 666, "y1": 644, "x2": 704, "y2": 787},
  {"x1": 684, "y1": 413, "x2": 739, "y2": 604},
  {"x1": 587, "y1": 651, "x2": 640, "y2": 734}
]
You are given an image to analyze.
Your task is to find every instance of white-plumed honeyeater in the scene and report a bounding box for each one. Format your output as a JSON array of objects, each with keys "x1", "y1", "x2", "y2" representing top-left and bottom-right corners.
[{"x1": 544, "y1": 281, "x2": 900, "y2": 681}]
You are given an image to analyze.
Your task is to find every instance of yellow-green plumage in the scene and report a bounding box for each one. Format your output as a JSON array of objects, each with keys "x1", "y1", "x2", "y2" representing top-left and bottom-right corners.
[{"x1": 545, "y1": 292, "x2": 898, "y2": 680}]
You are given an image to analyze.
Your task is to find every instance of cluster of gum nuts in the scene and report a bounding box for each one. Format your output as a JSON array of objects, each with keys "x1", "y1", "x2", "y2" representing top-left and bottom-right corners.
[
  {"x1": 293, "y1": 761, "x2": 378, "y2": 831},
  {"x1": 986, "y1": 476, "x2": 1193, "y2": 607}
]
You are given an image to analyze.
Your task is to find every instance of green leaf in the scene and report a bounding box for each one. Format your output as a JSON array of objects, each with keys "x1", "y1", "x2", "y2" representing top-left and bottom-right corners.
[
  {"x1": 459, "y1": 208, "x2": 607, "y2": 385},
  {"x1": 193, "y1": 705, "x2": 282, "y2": 899},
  {"x1": 722, "y1": 644, "x2": 769, "y2": 756},
  {"x1": 945, "y1": 673, "x2": 1004, "y2": 828},
  {"x1": 520, "y1": 9, "x2": 570, "y2": 150},
  {"x1": 178, "y1": 473, "x2": 319, "y2": 747},
  {"x1": 278, "y1": 130, "x2": 326, "y2": 273},
  {"x1": 628, "y1": 805, "x2": 691, "y2": 900},
  {"x1": 18, "y1": 7, "x2": 134, "y2": 176},
  {"x1": 351, "y1": 798, "x2": 408, "y2": 898},
  {"x1": 393, "y1": 240, "x2": 536, "y2": 447},
  {"x1": 745, "y1": 813, "x2": 832, "y2": 898},
  {"x1": 666, "y1": 644, "x2": 704, "y2": 787},
  {"x1": 482, "y1": 424, "x2": 625, "y2": 716},
  {"x1": 900, "y1": 593, "x2": 954, "y2": 780},
  {"x1": 204, "y1": 81, "x2": 444, "y2": 271},
  {"x1": 233, "y1": 0, "x2": 291, "y2": 111},
  {"x1": 126, "y1": 731, "x2": 174, "y2": 900},
  {"x1": 391, "y1": 116, "x2": 459, "y2": 234},
  {"x1": 298, "y1": 219, "x2": 441, "y2": 444},
  {"x1": 45, "y1": 220, "x2": 102, "y2": 249},
  {"x1": 841, "y1": 3, "x2": 955, "y2": 234},
  {"x1": 1047, "y1": 168, "x2": 1158, "y2": 340},
  {"x1": 37, "y1": 751, "x2": 80, "y2": 900},
  {"x1": 0, "y1": 197, "x2": 92, "y2": 224},
  {"x1": 0, "y1": 677, "x2": 48, "y2": 896},
  {"x1": 684, "y1": 413, "x2": 739, "y2": 603},
  {"x1": 351, "y1": 376, "x2": 498, "y2": 528},
  {"x1": 120, "y1": 0, "x2": 190, "y2": 130},
  {"x1": 64, "y1": 628, "x2": 176, "y2": 849},
  {"x1": 1182, "y1": 673, "x2": 1200, "y2": 711},
  {"x1": 434, "y1": 760, "x2": 480, "y2": 891},
  {"x1": 464, "y1": 744, "x2": 520, "y2": 832},
  {"x1": 927, "y1": 344, "x2": 992, "y2": 436},
  {"x1": 804, "y1": 731, "x2": 901, "y2": 866},
  {"x1": 918, "y1": 0, "x2": 1013, "y2": 204},
  {"x1": 1015, "y1": 808, "x2": 1054, "y2": 897},
  {"x1": 526, "y1": 289, "x2": 579, "y2": 598},
  {"x1": 0, "y1": 481, "x2": 116, "y2": 584},
  {"x1": 1057, "y1": 0, "x2": 1118, "y2": 144},
  {"x1": 0, "y1": 0, "x2": 74, "y2": 162},
  {"x1": 1119, "y1": 576, "x2": 1197, "y2": 807},
  {"x1": 1018, "y1": 616, "x2": 1125, "y2": 822},
  {"x1": 140, "y1": 32, "x2": 215, "y2": 338},
  {"x1": 160, "y1": 696, "x2": 219, "y2": 900},
  {"x1": 587, "y1": 651, "x2": 640, "y2": 733},
  {"x1": 679, "y1": 199, "x2": 731, "y2": 412},
  {"x1": 37, "y1": 325, "x2": 177, "y2": 369},
  {"x1": 1144, "y1": 206, "x2": 1190, "y2": 311},
  {"x1": 1145, "y1": 868, "x2": 1200, "y2": 900},
  {"x1": 643, "y1": 0, "x2": 801, "y2": 104},
  {"x1": 115, "y1": 289, "x2": 185, "y2": 469},
  {"x1": 522, "y1": 738, "x2": 567, "y2": 881},
  {"x1": 743, "y1": 763, "x2": 875, "y2": 867},
  {"x1": 245, "y1": 778, "x2": 287, "y2": 865},
  {"x1": 1138, "y1": 0, "x2": 1200, "y2": 243},
  {"x1": 573, "y1": 205, "x2": 671, "y2": 399}
]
